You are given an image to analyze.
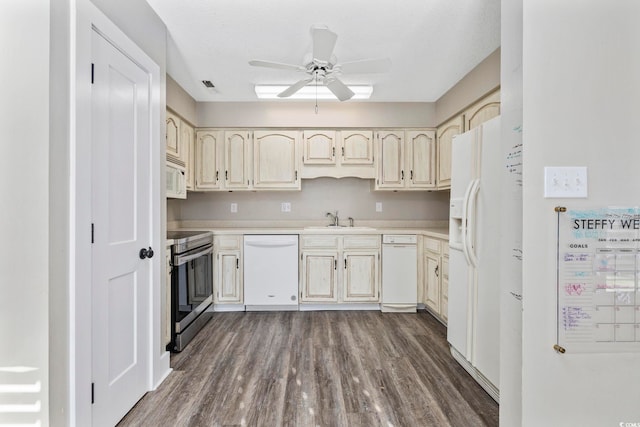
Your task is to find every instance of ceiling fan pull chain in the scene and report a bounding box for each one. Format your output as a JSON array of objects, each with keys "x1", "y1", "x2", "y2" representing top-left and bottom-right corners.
[{"x1": 315, "y1": 71, "x2": 319, "y2": 114}]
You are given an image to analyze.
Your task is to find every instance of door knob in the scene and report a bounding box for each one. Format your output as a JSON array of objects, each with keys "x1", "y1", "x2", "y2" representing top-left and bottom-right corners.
[{"x1": 139, "y1": 247, "x2": 154, "y2": 259}]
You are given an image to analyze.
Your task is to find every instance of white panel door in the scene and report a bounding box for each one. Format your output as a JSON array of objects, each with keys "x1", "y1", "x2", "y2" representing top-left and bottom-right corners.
[{"x1": 91, "y1": 30, "x2": 151, "y2": 427}]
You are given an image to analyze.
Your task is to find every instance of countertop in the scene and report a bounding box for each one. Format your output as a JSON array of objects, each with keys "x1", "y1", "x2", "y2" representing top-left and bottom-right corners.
[{"x1": 166, "y1": 221, "x2": 449, "y2": 243}]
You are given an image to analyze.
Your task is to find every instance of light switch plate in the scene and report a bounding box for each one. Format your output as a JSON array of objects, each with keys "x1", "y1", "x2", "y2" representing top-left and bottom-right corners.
[
  {"x1": 544, "y1": 167, "x2": 588, "y2": 198},
  {"x1": 376, "y1": 202, "x2": 383, "y2": 212},
  {"x1": 281, "y1": 202, "x2": 291, "y2": 212},
  {"x1": 230, "y1": 203, "x2": 238, "y2": 213}
]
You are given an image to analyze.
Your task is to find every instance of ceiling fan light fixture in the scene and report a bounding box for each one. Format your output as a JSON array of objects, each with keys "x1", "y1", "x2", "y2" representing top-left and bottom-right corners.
[{"x1": 254, "y1": 84, "x2": 373, "y2": 100}]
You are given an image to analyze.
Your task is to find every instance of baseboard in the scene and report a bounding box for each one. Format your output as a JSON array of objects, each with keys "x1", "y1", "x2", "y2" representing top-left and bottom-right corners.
[
  {"x1": 449, "y1": 346, "x2": 500, "y2": 403},
  {"x1": 299, "y1": 303, "x2": 381, "y2": 311}
]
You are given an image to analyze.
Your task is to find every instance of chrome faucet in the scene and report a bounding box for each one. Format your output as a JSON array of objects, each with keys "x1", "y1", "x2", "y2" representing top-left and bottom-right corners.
[
  {"x1": 348, "y1": 217, "x2": 354, "y2": 227},
  {"x1": 326, "y1": 211, "x2": 339, "y2": 226}
]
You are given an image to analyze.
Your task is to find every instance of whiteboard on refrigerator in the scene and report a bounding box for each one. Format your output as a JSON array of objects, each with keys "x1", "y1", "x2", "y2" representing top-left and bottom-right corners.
[{"x1": 556, "y1": 206, "x2": 640, "y2": 353}]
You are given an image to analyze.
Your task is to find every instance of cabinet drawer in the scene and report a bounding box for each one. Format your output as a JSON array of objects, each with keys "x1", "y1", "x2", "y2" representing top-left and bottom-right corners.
[
  {"x1": 215, "y1": 235, "x2": 241, "y2": 250},
  {"x1": 442, "y1": 243, "x2": 449, "y2": 257},
  {"x1": 301, "y1": 235, "x2": 340, "y2": 249},
  {"x1": 343, "y1": 235, "x2": 380, "y2": 249},
  {"x1": 424, "y1": 238, "x2": 441, "y2": 254}
]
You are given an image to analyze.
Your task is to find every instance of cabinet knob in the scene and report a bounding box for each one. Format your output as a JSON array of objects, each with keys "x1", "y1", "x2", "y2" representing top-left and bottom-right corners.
[{"x1": 435, "y1": 264, "x2": 439, "y2": 277}]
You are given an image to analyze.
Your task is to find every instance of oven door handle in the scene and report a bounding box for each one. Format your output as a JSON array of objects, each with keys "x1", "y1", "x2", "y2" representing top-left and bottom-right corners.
[{"x1": 173, "y1": 244, "x2": 213, "y2": 266}]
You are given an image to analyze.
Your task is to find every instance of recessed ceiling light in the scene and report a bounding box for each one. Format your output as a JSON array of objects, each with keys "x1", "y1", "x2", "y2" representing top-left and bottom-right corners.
[{"x1": 254, "y1": 84, "x2": 373, "y2": 100}]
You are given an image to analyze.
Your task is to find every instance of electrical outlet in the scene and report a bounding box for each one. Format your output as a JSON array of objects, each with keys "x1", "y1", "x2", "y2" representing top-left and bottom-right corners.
[
  {"x1": 230, "y1": 203, "x2": 238, "y2": 213},
  {"x1": 544, "y1": 167, "x2": 588, "y2": 198},
  {"x1": 376, "y1": 202, "x2": 383, "y2": 212},
  {"x1": 281, "y1": 202, "x2": 291, "y2": 212}
]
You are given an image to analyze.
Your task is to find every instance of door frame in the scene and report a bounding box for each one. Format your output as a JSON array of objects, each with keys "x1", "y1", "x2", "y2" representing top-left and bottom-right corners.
[{"x1": 73, "y1": 2, "x2": 165, "y2": 425}]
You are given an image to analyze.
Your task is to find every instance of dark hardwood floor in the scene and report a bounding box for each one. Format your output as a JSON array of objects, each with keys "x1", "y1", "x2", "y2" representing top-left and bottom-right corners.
[{"x1": 118, "y1": 311, "x2": 498, "y2": 427}]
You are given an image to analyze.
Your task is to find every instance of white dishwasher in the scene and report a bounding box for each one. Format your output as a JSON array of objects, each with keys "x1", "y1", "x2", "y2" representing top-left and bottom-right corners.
[
  {"x1": 381, "y1": 234, "x2": 417, "y2": 313},
  {"x1": 243, "y1": 235, "x2": 299, "y2": 311}
]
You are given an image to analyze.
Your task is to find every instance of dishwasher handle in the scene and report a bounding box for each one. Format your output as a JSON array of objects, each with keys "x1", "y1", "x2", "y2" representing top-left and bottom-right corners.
[{"x1": 244, "y1": 240, "x2": 297, "y2": 249}]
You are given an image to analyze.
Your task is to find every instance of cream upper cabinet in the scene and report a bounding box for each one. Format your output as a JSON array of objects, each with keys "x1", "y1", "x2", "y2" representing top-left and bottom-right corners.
[
  {"x1": 224, "y1": 130, "x2": 252, "y2": 190},
  {"x1": 300, "y1": 130, "x2": 374, "y2": 179},
  {"x1": 435, "y1": 115, "x2": 463, "y2": 190},
  {"x1": 405, "y1": 129, "x2": 436, "y2": 189},
  {"x1": 252, "y1": 130, "x2": 300, "y2": 190},
  {"x1": 376, "y1": 130, "x2": 404, "y2": 188},
  {"x1": 165, "y1": 110, "x2": 181, "y2": 163},
  {"x1": 340, "y1": 130, "x2": 374, "y2": 165},
  {"x1": 376, "y1": 129, "x2": 436, "y2": 190},
  {"x1": 303, "y1": 130, "x2": 336, "y2": 165},
  {"x1": 195, "y1": 130, "x2": 221, "y2": 190},
  {"x1": 182, "y1": 121, "x2": 195, "y2": 191},
  {"x1": 214, "y1": 235, "x2": 243, "y2": 304},
  {"x1": 463, "y1": 89, "x2": 501, "y2": 131}
]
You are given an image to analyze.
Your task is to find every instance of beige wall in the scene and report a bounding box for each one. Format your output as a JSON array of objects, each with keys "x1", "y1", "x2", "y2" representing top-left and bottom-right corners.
[
  {"x1": 171, "y1": 178, "x2": 450, "y2": 222},
  {"x1": 197, "y1": 101, "x2": 436, "y2": 128},
  {"x1": 435, "y1": 48, "x2": 501, "y2": 125},
  {"x1": 521, "y1": 1, "x2": 640, "y2": 425},
  {"x1": 167, "y1": 74, "x2": 197, "y2": 125}
]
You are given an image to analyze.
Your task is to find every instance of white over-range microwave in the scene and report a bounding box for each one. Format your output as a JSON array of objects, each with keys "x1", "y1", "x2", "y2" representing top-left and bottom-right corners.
[{"x1": 166, "y1": 161, "x2": 186, "y2": 199}]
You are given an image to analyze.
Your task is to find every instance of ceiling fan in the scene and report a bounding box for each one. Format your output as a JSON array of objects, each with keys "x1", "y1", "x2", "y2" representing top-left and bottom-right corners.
[{"x1": 249, "y1": 25, "x2": 391, "y2": 101}]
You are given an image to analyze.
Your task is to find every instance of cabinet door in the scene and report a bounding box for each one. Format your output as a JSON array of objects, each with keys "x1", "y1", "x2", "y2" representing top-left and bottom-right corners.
[
  {"x1": 182, "y1": 121, "x2": 195, "y2": 191},
  {"x1": 343, "y1": 251, "x2": 379, "y2": 302},
  {"x1": 165, "y1": 110, "x2": 181, "y2": 162},
  {"x1": 195, "y1": 130, "x2": 221, "y2": 190},
  {"x1": 224, "y1": 130, "x2": 251, "y2": 190},
  {"x1": 301, "y1": 251, "x2": 338, "y2": 302},
  {"x1": 464, "y1": 90, "x2": 501, "y2": 131},
  {"x1": 405, "y1": 129, "x2": 436, "y2": 189},
  {"x1": 253, "y1": 130, "x2": 300, "y2": 189},
  {"x1": 424, "y1": 253, "x2": 440, "y2": 313},
  {"x1": 340, "y1": 130, "x2": 374, "y2": 165},
  {"x1": 436, "y1": 116, "x2": 463, "y2": 190},
  {"x1": 216, "y1": 250, "x2": 242, "y2": 303},
  {"x1": 441, "y1": 256, "x2": 449, "y2": 323},
  {"x1": 303, "y1": 130, "x2": 336, "y2": 165},
  {"x1": 376, "y1": 130, "x2": 404, "y2": 188}
]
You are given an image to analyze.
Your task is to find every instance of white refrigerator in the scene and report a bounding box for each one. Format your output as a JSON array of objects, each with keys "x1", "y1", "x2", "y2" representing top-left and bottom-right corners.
[{"x1": 447, "y1": 116, "x2": 501, "y2": 401}]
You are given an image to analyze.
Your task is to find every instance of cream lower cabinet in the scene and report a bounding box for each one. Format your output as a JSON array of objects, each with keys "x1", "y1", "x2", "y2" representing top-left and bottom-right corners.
[
  {"x1": 301, "y1": 251, "x2": 339, "y2": 302},
  {"x1": 300, "y1": 234, "x2": 380, "y2": 304},
  {"x1": 422, "y1": 236, "x2": 449, "y2": 324},
  {"x1": 214, "y1": 235, "x2": 243, "y2": 303}
]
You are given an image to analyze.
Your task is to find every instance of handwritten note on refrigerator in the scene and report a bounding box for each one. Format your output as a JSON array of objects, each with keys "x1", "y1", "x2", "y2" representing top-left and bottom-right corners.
[{"x1": 557, "y1": 207, "x2": 640, "y2": 353}]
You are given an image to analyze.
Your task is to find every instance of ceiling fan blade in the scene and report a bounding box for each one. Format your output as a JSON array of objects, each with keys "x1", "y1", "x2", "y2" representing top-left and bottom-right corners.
[
  {"x1": 338, "y1": 58, "x2": 392, "y2": 74},
  {"x1": 277, "y1": 77, "x2": 314, "y2": 98},
  {"x1": 311, "y1": 27, "x2": 338, "y2": 64},
  {"x1": 249, "y1": 60, "x2": 306, "y2": 72},
  {"x1": 324, "y1": 77, "x2": 354, "y2": 101}
]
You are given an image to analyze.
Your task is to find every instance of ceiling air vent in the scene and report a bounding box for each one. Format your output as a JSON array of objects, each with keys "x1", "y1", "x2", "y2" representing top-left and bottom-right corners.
[{"x1": 202, "y1": 80, "x2": 215, "y2": 88}]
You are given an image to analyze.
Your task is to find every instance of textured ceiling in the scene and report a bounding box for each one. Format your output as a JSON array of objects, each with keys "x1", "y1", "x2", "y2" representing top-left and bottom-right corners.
[{"x1": 147, "y1": 0, "x2": 500, "y2": 102}]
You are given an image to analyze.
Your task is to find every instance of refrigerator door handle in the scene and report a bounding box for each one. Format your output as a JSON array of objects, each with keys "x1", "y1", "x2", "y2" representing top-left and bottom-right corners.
[
  {"x1": 461, "y1": 180, "x2": 475, "y2": 266},
  {"x1": 466, "y1": 179, "x2": 480, "y2": 268}
]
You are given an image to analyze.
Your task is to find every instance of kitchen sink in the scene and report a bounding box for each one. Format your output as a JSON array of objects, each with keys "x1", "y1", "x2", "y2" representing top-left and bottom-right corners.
[{"x1": 304, "y1": 226, "x2": 375, "y2": 230}]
